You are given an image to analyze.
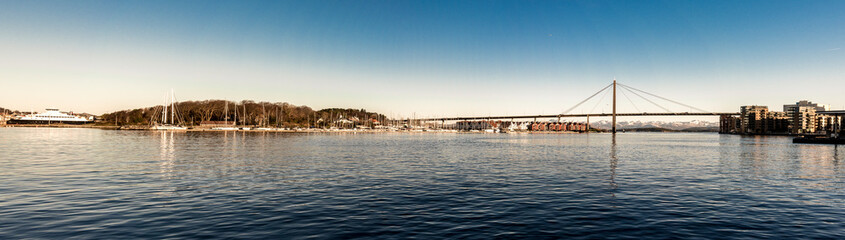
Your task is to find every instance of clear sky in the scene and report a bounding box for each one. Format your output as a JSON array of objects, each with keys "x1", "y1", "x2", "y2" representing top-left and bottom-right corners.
[{"x1": 1, "y1": 0, "x2": 843, "y2": 119}]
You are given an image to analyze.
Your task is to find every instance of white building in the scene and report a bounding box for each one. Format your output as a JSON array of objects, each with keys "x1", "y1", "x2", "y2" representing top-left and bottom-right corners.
[{"x1": 784, "y1": 100, "x2": 830, "y2": 134}]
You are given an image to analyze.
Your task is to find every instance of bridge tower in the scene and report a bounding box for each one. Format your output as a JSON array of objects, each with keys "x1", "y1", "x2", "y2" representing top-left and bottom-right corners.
[{"x1": 612, "y1": 79, "x2": 617, "y2": 133}]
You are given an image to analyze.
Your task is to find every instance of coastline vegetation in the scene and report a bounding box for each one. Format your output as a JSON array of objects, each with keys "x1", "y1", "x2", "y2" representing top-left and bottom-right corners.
[
  {"x1": 1, "y1": 107, "x2": 22, "y2": 115},
  {"x1": 99, "y1": 100, "x2": 388, "y2": 128}
]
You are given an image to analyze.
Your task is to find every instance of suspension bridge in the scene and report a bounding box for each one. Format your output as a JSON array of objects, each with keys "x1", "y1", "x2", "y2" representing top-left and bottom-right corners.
[{"x1": 412, "y1": 80, "x2": 740, "y2": 133}]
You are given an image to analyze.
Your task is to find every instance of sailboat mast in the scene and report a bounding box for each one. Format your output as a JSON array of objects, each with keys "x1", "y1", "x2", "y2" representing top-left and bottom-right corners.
[
  {"x1": 224, "y1": 101, "x2": 228, "y2": 125},
  {"x1": 162, "y1": 92, "x2": 168, "y2": 124},
  {"x1": 170, "y1": 89, "x2": 175, "y2": 125}
]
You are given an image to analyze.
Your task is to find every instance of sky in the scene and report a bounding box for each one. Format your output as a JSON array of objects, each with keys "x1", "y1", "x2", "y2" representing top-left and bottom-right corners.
[{"x1": 1, "y1": 0, "x2": 843, "y2": 120}]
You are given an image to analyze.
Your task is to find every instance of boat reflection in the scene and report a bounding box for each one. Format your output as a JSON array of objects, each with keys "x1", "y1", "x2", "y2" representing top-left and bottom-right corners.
[{"x1": 159, "y1": 131, "x2": 176, "y2": 175}]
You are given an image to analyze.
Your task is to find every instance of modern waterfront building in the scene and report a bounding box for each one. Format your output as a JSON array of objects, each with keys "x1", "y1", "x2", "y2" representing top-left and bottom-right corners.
[
  {"x1": 739, "y1": 105, "x2": 768, "y2": 134},
  {"x1": 722, "y1": 100, "x2": 834, "y2": 135},
  {"x1": 819, "y1": 110, "x2": 845, "y2": 138},
  {"x1": 719, "y1": 114, "x2": 741, "y2": 134},
  {"x1": 737, "y1": 105, "x2": 789, "y2": 134},
  {"x1": 784, "y1": 100, "x2": 830, "y2": 134}
]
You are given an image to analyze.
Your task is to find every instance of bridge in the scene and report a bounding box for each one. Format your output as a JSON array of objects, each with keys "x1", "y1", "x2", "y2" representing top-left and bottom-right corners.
[
  {"x1": 417, "y1": 112, "x2": 738, "y2": 121},
  {"x1": 411, "y1": 80, "x2": 740, "y2": 132}
]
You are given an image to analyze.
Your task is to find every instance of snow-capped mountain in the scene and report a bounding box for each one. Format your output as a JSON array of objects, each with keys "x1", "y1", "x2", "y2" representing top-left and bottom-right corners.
[{"x1": 588, "y1": 120, "x2": 718, "y2": 130}]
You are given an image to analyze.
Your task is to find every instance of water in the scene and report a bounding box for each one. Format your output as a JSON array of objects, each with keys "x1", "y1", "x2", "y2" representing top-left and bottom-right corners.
[{"x1": 1, "y1": 128, "x2": 843, "y2": 239}]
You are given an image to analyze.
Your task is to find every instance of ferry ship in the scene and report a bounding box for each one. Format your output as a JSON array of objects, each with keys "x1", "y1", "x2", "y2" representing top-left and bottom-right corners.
[{"x1": 8, "y1": 109, "x2": 93, "y2": 124}]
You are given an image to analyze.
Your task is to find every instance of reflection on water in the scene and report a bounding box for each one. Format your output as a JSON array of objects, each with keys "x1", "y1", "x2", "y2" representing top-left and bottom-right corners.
[
  {"x1": 159, "y1": 131, "x2": 176, "y2": 176},
  {"x1": 1, "y1": 128, "x2": 844, "y2": 239},
  {"x1": 609, "y1": 133, "x2": 618, "y2": 194},
  {"x1": 731, "y1": 135, "x2": 844, "y2": 181}
]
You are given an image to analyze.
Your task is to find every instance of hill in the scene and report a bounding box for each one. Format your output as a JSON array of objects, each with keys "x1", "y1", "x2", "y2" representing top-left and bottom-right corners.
[
  {"x1": 100, "y1": 100, "x2": 387, "y2": 128},
  {"x1": 680, "y1": 127, "x2": 719, "y2": 132},
  {"x1": 1, "y1": 107, "x2": 20, "y2": 114}
]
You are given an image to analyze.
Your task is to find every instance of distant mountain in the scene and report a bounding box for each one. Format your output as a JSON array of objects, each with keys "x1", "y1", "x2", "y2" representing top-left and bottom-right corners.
[
  {"x1": 680, "y1": 127, "x2": 720, "y2": 132},
  {"x1": 621, "y1": 127, "x2": 679, "y2": 132},
  {"x1": 589, "y1": 120, "x2": 718, "y2": 131}
]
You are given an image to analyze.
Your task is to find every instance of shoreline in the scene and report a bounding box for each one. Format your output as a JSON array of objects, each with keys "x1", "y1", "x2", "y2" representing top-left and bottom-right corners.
[
  {"x1": 3, "y1": 124, "x2": 724, "y2": 134},
  {"x1": 2, "y1": 124, "x2": 601, "y2": 134},
  {"x1": 2, "y1": 124, "x2": 120, "y2": 129}
]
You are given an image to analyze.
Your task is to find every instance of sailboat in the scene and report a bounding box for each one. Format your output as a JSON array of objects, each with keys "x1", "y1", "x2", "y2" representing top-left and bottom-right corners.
[
  {"x1": 212, "y1": 101, "x2": 238, "y2": 130},
  {"x1": 238, "y1": 102, "x2": 251, "y2": 130},
  {"x1": 255, "y1": 103, "x2": 276, "y2": 131},
  {"x1": 151, "y1": 89, "x2": 187, "y2": 130}
]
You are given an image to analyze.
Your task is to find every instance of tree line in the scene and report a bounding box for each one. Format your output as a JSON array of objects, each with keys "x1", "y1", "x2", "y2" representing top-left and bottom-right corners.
[
  {"x1": 99, "y1": 100, "x2": 388, "y2": 128},
  {"x1": 0, "y1": 107, "x2": 22, "y2": 115}
]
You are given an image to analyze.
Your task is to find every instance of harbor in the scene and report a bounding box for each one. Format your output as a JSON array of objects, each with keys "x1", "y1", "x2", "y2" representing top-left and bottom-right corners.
[
  {"x1": 3, "y1": 0, "x2": 845, "y2": 239},
  {"x1": 4, "y1": 84, "x2": 840, "y2": 143}
]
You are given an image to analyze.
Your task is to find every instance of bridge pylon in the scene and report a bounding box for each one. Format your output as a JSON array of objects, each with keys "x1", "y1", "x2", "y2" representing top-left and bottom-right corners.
[{"x1": 612, "y1": 79, "x2": 617, "y2": 133}]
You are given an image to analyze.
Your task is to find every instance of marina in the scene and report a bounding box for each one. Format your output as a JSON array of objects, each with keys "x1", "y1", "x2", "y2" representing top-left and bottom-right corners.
[
  {"x1": 5, "y1": 81, "x2": 840, "y2": 144},
  {"x1": 150, "y1": 90, "x2": 187, "y2": 130},
  {"x1": 2, "y1": 1, "x2": 844, "y2": 238}
]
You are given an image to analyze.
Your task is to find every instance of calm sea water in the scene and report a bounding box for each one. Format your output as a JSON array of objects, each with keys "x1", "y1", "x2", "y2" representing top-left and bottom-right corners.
[{"x1": 1, "y1": 128, "x2": 843, "y2": 239}]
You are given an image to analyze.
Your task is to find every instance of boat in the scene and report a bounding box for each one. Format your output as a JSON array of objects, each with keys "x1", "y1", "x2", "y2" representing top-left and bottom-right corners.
[
  {"x1": 793, "y1": 132, "x2": 844, "y2": 144},
  {"x1": 210, "y1": 101, "x2": 252, "y2": 130},
  {"x1": 151, "y1": 125, "x2": 187, "y2": 130},
  {"x1": 793, "y1": 137, "x2": 845, "y2": 144},
  {"x1": 212, "y1": 101, "x2": 238, "y2": 130},
  {"x1": 793, "y1": 120, "x2": 844, "y2": 144},
  {"x1": 8, "y1": 108, "x2": 93, "y2": 124},
  {"x1": 253, "y1": 103, "x2": 279, "y2": 131},
  {"x1": 151, "y1": 89, "x2": 187, "y2": 130}
]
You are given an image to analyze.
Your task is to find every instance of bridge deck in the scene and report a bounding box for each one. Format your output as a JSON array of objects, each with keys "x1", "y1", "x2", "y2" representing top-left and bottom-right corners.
[{"x1": 416, "y1": 112, "x2": 740, "y2": 121}]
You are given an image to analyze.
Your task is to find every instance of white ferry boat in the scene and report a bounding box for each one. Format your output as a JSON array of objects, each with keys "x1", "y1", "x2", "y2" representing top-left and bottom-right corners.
[{"x1": 8, "y1": 109, "x2": 93, "y2": 124}]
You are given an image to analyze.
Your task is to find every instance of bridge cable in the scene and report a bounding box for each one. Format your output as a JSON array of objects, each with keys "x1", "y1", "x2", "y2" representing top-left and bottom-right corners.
[
  {"x1": 617, "y1": 87, "x2": 642, "y2": 113},
  {"x1": 562, "y1": 83, "x2": 613, "y2": 114},
  {"x1": 618, "y1": 83, "x2": 709, "y2": 113},
  {"x1": 589, "y1": 85, "x2": 613, "y2": 114},
  {"x1": 618, "y1": 84, "x2": 673, "y2": 113}
]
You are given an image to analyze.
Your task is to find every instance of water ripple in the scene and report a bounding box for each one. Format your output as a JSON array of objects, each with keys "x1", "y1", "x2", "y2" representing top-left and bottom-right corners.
[{"x1": 1, "y1": 129, "x2": 843, "y2": 239}]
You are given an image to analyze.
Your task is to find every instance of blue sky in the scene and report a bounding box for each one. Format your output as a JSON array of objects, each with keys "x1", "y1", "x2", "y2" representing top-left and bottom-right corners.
[{"x1": 1, "y1": 0, "x2": 843, "y2": 119}]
